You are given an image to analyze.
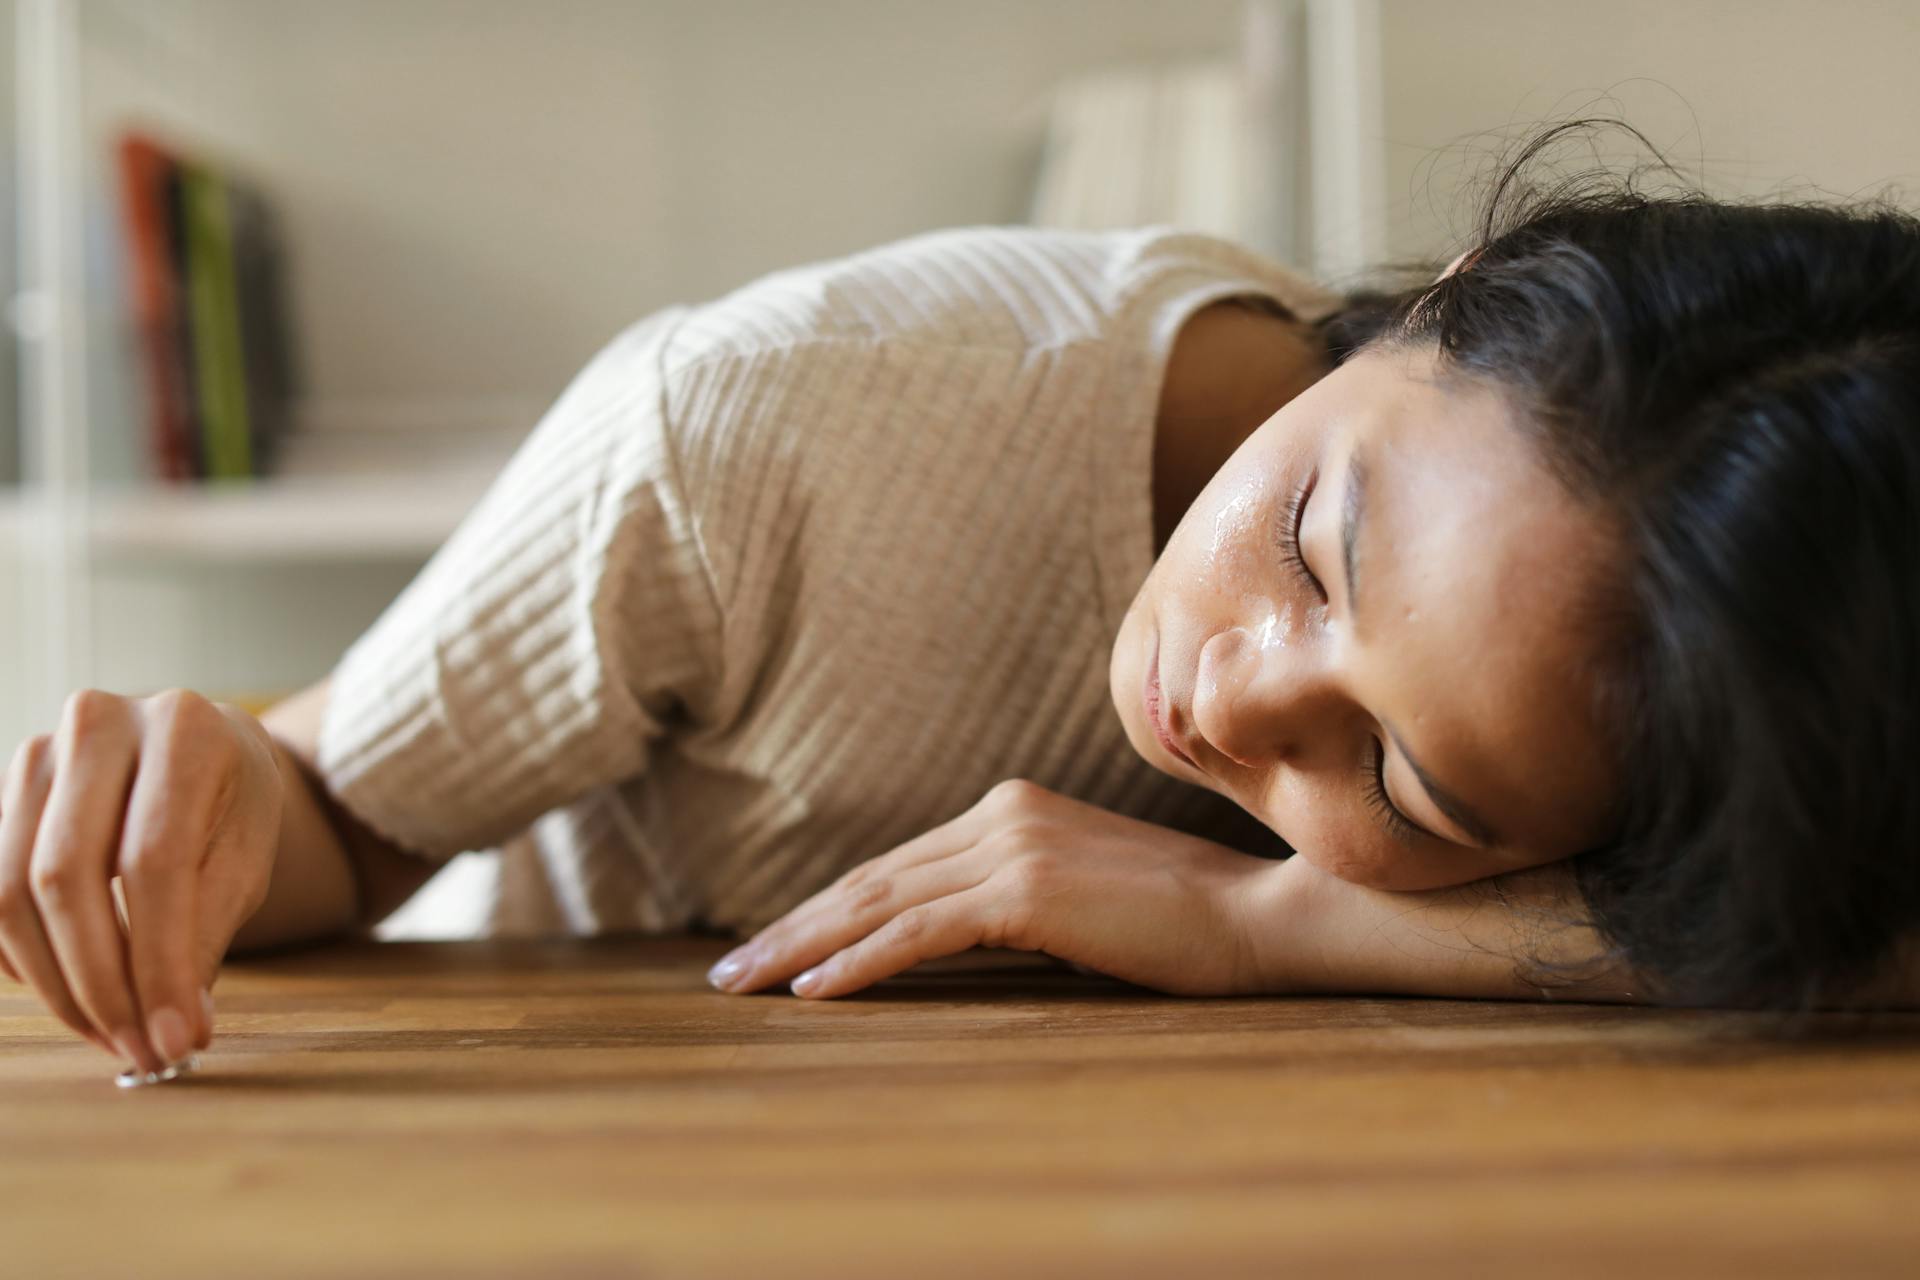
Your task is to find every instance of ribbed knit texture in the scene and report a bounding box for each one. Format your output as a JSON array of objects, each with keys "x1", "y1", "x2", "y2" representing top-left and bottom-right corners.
[{"x1": 316, "y1": 225, "x2": 1343, "y2": 935}]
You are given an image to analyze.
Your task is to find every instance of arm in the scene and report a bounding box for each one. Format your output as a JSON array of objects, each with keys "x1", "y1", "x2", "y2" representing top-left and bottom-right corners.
[
  {"x1": 241, "y1": 320, "x2": 729, "y2": 946},
  {"x1": 1260, "y1": 847, "x2": 1920, "y2": 1010},
  {"x1": 709, "y1": 779, "x2": 1916, "y2": 1009},
  {"x1": 1255, "y1": 852, "x2": 1644, "y2": 1003},
  {"x1": 236, "y1": 676, "x2": 440, "y2": 952},
  {"x1": 709, "y1": 780, "x2": 1643, "y2": 1002},
  {"x1": 0, "y1": 678, "x2": 441, "y2": 1072}
]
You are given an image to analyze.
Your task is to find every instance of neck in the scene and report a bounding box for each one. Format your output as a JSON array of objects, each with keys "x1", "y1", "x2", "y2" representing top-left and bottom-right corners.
[{"x1": 1151, "y1": 300, "x2": 1333, "y2": 554}]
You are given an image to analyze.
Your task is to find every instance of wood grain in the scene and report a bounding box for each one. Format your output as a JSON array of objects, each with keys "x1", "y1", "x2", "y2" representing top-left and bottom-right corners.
[{"x1": 3, "y1": 937, "x2": 1918, "y2": 1278}]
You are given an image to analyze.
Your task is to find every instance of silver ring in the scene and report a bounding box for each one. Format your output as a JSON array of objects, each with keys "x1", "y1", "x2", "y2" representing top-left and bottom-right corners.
[{"x1": 113, "y1": 1053, "x2": 203, "y2": 1090}]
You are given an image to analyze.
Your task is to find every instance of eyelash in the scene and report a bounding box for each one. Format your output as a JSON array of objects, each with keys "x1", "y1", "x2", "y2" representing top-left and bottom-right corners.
[
  {"x1": 1280, "y1": 473, "x2": 1326, "y2": 599},
  {"x1": 1362, "y1": 738, "x2": 1423, "y2": 845}
]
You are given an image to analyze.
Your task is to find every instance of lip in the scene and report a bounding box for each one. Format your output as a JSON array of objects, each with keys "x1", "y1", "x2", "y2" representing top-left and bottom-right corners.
[{"x1": 1145, "y1": 635, "x2": 1198, "y2": 768}]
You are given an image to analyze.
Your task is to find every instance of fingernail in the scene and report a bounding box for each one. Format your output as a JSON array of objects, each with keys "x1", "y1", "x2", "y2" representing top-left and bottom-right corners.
[
  {"x1": 110, "y1": 1026, "x2": 150, "y2": 1068},
  {"x1": 148, "y1": 1007, "x2": 192, "y2": 1065},
  {"x1": 199, "y1": 988, "x2": 216, "y2": 1046},
  {"x1": 791, "y1": 968, "x2": 823, "y2": 996},
  {"x1": 707, "y1": 949, "x2": 750, "y2": 990}
]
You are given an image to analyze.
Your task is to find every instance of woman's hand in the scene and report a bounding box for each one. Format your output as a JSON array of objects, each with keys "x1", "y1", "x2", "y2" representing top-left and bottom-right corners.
[
  {"x1": 0, "y1": 688, "x2": 287, "y2": 1072},
  {"x1": 706, "y1": 779, "x2": 1290, "y2": 999}
]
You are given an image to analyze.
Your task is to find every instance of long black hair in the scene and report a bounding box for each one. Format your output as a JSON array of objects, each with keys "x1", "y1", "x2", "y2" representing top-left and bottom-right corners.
[{"x1": 1320, "y1": 119, "x2": 1920, "y2": 1010}]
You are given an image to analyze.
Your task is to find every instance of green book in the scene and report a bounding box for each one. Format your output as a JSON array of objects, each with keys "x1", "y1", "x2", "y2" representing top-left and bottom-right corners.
[{"x1": 179, "y1": 162, "x2": 253, "y2": 482}]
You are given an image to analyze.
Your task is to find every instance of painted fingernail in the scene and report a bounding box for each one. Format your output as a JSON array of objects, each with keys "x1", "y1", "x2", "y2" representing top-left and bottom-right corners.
[
  {"x1": 148, "y1": 1007, "x2": 193, "y2": 1064},
  {"x1": 791, "y1": 968, "x2": 824, "y2": 996},
  {"x1": 707, "y1": 949, "x2": 750, "y2": 990},
  {"x1": 110, "y1": 1026, "x2": 150, "y2": 1067}
]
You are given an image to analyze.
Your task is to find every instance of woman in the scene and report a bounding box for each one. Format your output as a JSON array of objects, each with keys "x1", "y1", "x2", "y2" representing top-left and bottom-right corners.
[{"x1": 5, "y1": 123, "x2": 1916, "y2": 1078}]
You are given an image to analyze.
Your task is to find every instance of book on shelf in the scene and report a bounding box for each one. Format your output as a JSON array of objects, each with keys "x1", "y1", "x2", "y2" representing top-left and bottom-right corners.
[
  {"x1": 1028, "y1": 59, "x2": 1262, "y2": 248},
  {"x1": 114, "y1": 130, "x2": 297, "y2": 487},
  {"x1": 114, "y1": 134, "x2": 192, "y2": 483}
]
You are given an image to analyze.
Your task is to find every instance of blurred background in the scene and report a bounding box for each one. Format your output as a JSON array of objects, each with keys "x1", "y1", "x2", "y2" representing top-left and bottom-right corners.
[{"x1": 0, "y1": 0, "x2": 1915, "y2": 762}]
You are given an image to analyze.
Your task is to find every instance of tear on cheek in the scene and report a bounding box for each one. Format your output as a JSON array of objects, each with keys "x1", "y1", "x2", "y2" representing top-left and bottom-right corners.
[{"x1": 1251, "y1": 601, "x2": 1298, "y2": 653}]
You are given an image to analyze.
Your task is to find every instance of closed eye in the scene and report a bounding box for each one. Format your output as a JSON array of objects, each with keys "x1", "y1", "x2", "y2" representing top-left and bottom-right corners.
[
  {"x1": 1281, "y1": 472, "x2": 1325, "y2": 600},
  {"x1": 1362, "y1": 737, "x2": 1427, "y2": 845}
]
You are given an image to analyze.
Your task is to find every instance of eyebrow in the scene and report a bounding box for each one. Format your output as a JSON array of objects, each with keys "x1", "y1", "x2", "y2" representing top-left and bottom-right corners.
[{"x1": 1338, "y1": 447, "x2": 1503, "y2": 850}]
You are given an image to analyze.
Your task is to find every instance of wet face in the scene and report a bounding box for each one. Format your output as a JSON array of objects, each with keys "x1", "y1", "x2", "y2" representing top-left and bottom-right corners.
[{"x1": 1109, "y1": 341, "x2": 1622, "y2": 890}]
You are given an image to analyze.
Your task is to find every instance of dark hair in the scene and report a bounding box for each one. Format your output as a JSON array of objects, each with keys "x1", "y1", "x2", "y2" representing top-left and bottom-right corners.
[{"x1": 1319, "y1": 119, "x2": 1920, "y2": 1011}]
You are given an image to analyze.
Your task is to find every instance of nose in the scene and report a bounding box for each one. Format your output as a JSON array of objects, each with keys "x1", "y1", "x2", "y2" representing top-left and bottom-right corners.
[{"x1": 1188, "y1": 623, "x2": 1341, "y2": 770}]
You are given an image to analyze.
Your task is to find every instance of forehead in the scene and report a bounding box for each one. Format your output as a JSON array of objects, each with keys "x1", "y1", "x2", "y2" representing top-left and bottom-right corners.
[{"x1": 1346, "y1": 345, "x2": 1618, "y2": 851}]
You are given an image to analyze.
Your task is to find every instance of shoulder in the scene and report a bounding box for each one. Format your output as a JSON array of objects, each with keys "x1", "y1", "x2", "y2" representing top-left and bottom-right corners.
[
  {"x1": 625, "y1": 224, "x2": 1344, "y2": 501},
  {"x1": 658, "y1": 224, "x2": 1153, "y2": 368},
  {"x1": 654, "y1": 223, "x2": 1343, "y2": 379},
  {"x1": 646, "y1": 227, "x2": 1138, "y2": 496}
]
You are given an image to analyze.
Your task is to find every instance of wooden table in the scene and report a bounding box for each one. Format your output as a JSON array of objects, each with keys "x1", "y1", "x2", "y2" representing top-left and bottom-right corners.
[{"x1": 3, "y1": 938, "x2": 1918, "y2": 1278}]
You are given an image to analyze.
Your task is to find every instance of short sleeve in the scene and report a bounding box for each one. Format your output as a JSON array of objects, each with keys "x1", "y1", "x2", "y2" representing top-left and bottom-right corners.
[{"x1": 315, "y1": 306, "x2": 722, "y2": 862}]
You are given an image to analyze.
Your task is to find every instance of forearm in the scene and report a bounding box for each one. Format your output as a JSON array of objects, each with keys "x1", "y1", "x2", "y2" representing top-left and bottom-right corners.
[
  {"x1": 234, "y1": 683, "x2": 439, "y2": 953},
  {"x1": 227, "y1": 732, "x2": 360, "y2": 953},
  {"x1": 1255, "y1": 854, "x2": 1920, "y2": 1008},
  {"x1": 1254, "y1": 853, "x2": 1645, "y2": 1004}
]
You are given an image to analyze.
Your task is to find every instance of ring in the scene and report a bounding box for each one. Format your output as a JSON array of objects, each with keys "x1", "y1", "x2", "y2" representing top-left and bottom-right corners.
[{"x1": 113, "y1": 1053, "x2": 203, "y2": 1090}]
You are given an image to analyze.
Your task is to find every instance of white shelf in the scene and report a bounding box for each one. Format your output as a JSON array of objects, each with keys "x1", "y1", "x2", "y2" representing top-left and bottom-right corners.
[
  {"x1": 86, "y1": 470, "x2": 496, "y2": 562},
  {"x1": 0, "y1": 489, "x2": 23, "y2": 546}
]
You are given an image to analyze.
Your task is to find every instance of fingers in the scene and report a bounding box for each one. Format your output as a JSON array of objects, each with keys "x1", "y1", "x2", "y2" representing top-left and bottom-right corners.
[
  {"x1": 118, "y1": 699, "x2": 218, "y2": 1064},
  {"x1": 711, "y1": 850, "x2": 989, "y2": 993},
  {"x1": 188, "y1": 839, "x2": 259, "y2": 1049},
  {"x1": 32, "y1": 695, "x2": 168, "y2": 1072},
  {"x1": 787, "y1": 886, "x2": 998, "y2": 999},
  {"x1": 187, "y1": 706, "x2": 282, "y2": 1026},
  {"x1": 0, "y1": 737, "x2": 116, "y2": 1056},
  {"x1": 706, "y1": 803, "x2": 987, "y2": 993}
]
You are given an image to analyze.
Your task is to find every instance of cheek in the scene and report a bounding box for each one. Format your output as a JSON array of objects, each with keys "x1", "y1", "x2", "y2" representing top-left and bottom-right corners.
[
  {"x1": 1292, "y1": 835, "x2": 1515, "y2": 892},
  {"x1": 1292, "y1": 838, "x2": 1401, "y2": 890},
  {"x1": 1258, "y1": 780, "x2": 1380, "y2": 885},
  {"x1": 1153, "y1": 469, "x2": 1307, "y2": 639},
  {"x1": 1195, "y1": 474, "x2": 1283, "y2": 598},
  {"x1": 1274, "y1": 777, "x2": 1511, "y2": 890}
]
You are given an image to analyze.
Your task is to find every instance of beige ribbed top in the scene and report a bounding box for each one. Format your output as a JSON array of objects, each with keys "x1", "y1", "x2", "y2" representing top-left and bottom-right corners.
[{"x1": 315, "y1": 225, "x2": 1344, "y2": 936}]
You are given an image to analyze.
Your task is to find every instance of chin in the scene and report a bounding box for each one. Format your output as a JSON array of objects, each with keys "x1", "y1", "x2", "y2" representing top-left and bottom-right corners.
[
  {"x1": 1107, "y1": 607, "x2": 1163, "y2": 771},
  {"x1": 1106, "y1": 637, "x2": 1147, "y2": 762}
]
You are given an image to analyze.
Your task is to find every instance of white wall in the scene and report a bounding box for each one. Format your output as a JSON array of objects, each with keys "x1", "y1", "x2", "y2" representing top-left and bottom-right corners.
[
  {"x1": 1, "y1": 0, "x2": 1249, "y2": 749},
  {"x1": 68, "y1": 0, "x2": 1919, "y2": 459},
  {"x1": 83, "y1": 0, "x2": 1248, "y2": 446},
  {"x1": 8, "y1": 0, "x2": 1920, "y2": 753},
  {"x1": 1378, "y1": 0, "x2": 1920, "y2": 262}
]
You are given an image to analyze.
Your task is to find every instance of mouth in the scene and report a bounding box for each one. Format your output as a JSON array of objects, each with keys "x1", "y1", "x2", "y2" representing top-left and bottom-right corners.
[{"x1": 1144, "y1": 635, "x2": 1198, "y2": 769}]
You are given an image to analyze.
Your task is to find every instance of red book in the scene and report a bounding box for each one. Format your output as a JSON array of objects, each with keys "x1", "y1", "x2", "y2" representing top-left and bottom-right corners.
[{"x1": 115, "y1": 132, "x2": 195, "y2": 484}]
